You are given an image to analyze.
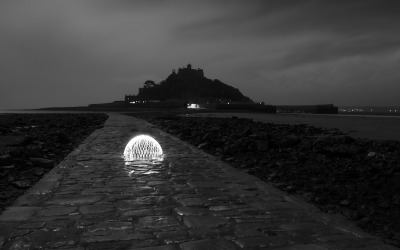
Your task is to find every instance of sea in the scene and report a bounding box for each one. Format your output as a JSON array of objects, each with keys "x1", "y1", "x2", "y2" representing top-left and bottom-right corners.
[
  {"x1": 338, "y1": 106, "x2": 400, "y2": 117},
  {"x1": 0, "y1": 110, "x2": 103, "y2": 114},
  {"x1": 1, "y1": 106, "x2": 400, "y2": 117}
]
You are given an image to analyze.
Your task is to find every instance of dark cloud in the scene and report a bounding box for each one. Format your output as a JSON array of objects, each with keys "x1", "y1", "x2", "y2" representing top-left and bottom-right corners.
[
  {"x1": 176, "y1": 0, "x2": 400, "y2": 62},
  {"x1": 275, "y1": 33, "x2": 400, "y2": 70}
]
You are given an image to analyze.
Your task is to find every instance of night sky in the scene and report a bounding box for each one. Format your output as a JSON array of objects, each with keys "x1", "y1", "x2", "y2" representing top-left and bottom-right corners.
[{"x1": 1, "y1": 0, "x2": 400, "y2": 109}]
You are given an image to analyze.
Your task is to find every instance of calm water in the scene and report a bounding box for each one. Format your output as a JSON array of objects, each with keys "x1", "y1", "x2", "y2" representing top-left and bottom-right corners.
[
  {"x1": 2, "y1": 107, "x2": 400, "y2": 118},
  {"x1": 0, "y1": 110, "x2": 105, "y2": 114},
  {"x1": 2, "y1": 109, "x2": 400, "y2": 140}
]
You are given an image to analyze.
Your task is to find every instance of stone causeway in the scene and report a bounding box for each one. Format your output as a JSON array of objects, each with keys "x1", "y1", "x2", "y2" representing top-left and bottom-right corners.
[{"x1": 0, "y1": 113, "x2": 397, "y2": 249}]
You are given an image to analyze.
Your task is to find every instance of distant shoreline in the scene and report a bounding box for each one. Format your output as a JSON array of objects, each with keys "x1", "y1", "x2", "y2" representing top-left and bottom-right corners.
[
  {"x1": 187, "y1": 112, "x2": 400, "y2": 141},
  {"x1": 2, "y1": 106, "x2": 400, "y2": 117},
  {"x1": 2, "y1": 108, "x2": 400, "y2": 141}
]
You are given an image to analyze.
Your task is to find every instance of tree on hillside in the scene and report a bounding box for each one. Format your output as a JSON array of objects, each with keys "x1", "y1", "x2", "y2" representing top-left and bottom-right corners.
[{"x1": 143, "y1": 80, "x2": 156, "y2": 88}]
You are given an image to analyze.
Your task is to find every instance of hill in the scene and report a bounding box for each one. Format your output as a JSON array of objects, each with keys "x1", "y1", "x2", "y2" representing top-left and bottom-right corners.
[{"x1": 134, "y1": 64, "x2": 252, "y2": 103}]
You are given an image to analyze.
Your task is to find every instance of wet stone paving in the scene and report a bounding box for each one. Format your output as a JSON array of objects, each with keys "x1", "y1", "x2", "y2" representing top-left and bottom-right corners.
[{"x1": 0, "y1": 113, "x2": 397, "y2": 250}]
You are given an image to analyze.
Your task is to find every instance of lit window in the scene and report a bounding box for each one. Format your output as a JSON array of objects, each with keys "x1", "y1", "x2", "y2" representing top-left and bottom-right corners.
[{"x1": 187, "y1": 103, "x2": 200, "y2": 109}]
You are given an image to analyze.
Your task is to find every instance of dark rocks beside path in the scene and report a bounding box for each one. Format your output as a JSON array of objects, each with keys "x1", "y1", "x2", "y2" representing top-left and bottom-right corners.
[
  {"x1": 129, "y1": 113, "x2": 400, "y2": 246},
  {"x1": 0, "y1": 113, "x2": 108, "y2": 212}
]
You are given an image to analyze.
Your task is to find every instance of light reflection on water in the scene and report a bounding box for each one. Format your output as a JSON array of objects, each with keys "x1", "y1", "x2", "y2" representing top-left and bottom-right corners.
[
  {"x1": 123, "y1": 160, "x2": 163, "y2": 177},
  {"x1": 123, "y1": 135, "x2": 164, "y2": 177}
]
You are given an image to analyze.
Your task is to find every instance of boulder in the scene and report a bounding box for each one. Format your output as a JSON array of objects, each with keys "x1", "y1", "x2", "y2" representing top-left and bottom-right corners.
[
  {"x1": 30, "y1": 158, "x2": 55, "y2": 169},
  {"x1": 25, "y1": 145, "x2": 43, "y2": 157},
  {"x1": 255, "y1": 140, "x2": 269, "y2": 152},
  {"x1": 12, "y1": 180, "x2": 31, "y2": 189},
  {"x1": 201, "y1": 132, "x2": 213, "y2": 141},
  {"x1": 0, "y1": 154, "x2": 12, "y2": 166},
  {"x1": 241, "y1": 127, "x2": 252, "y2": 136},
  {"x1": 322, "y1": 145, "x2": 358, "y2": 157},
  {"x1": 283, "y1": 134, "x2": 301, "y2": 147},
  {"x1": 197, "y1": 142, "x2": 208, "y2": 149},
  {"x1": 0, "y1": 136, "x2": 25, "y2": 146}
]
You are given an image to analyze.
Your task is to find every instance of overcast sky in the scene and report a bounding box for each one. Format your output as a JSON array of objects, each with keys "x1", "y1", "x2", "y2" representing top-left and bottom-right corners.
[{"x1": 1, "y1": 0, "x2": 400, "y2": 109}]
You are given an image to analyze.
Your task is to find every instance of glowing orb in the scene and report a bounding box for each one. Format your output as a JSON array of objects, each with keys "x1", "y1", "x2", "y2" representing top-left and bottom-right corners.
[{"x1": 124, "y1": 135, "x2": 163, "y2": 161}]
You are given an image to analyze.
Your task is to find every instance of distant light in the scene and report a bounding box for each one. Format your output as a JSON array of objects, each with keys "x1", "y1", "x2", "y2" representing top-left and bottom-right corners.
[
  {"x1": 130, "y1": 101, "x2": 136, "y2": 104},
  {"x1": 228, "y1": 102, "x2": 230, "y2": 104},
  {"x1": 124, "y1": 135, "x2": 163, "y2": 161},
  {"x1": 187, "y1": 103, "x2": 200, "y2": 109}
]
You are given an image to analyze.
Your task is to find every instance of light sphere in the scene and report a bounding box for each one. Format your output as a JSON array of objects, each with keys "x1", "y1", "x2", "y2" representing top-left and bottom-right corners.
[{"x1": 124, "y1": 135, "x2": 163, "y2": 161}]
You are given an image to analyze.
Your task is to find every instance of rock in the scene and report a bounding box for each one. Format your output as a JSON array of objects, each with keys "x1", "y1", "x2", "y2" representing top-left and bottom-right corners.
[
  {"x1": 174, "y1": 207, "x2": 208, "y2": 216},
  {"x1": 284, "y1": 134, "x2": 301, "y2": 146},
  {"x1": 368, "y1": 152, "x2": 376, "y2": 157},
  {"x1": 9, "y1": 147, "x2": 24, "y2": 158},
  {"x1": 356, "y1": 217, "x2": 370, "y2": 227},
  {"x1": 137, "y1": 216, "x2": 180, "y2": 229},
  {"x1": 285, "y1": 185, "x2": 296, "y2": 192},
  {"x1": 20, "y1": 136, "x2": 34, "y2": 146},
  {"x1": 302, "y1": 192, "x2": 314, "y2": 202},
  {"x1": 241, "y1": 127, "x2": 252, "y2": 136},
  {"x1": 0, "y1": 192, "x2": 13, "y2": 199},
  {"x1": 30, "y1": 158, "x2": 55, "y2": 169},
  {"x1": 341, "y1": 209, "x2": 353, "y2": 218},
  {"x1": 37, "y1": 207, "x2": 77, "y2": 217},
  {"x1": 12, "y1": 180, "x2": 32, "y2": 188},
  {"x1": 256, "y1": 140, "x2": 269, "y2": 152},
  {"x1": 32, "y1": 140, "x2": 45, "y2": 146},
  {"x1": 183, "y1": 215, "x2": 227, "y2": 228},
  {"x1": 247, "y1": 141, "x2": 256, "y2": 151},
  {"x1": 0, "y1": 126, "x2": 12, "y2": 134},
  {"x1": 340, "y1": 200, "x2": 350, "y2": 206},
  {"x1": 392, "y1": 194, "x2": 400, "y2": 204},
  {"x1": 25, "y1": 145, "x2": 43, "y2": 157},
  {"x1": 54, "y1": 131, "x2": 71, "y2": 143},
  {"x1": 1, "y1": 165, "x2": 15, "y2": 170},
  {"x1": 7, "y1": 175, "x2": 15, "y2": 183},
  {"x1": 197, "y1": 142, "x2": 208, "y2": 149},
  {"x1": 201, "y1": 132, "x2": 213, "y2": 141},
  {"x1": 34, "y1": 169, "x2": 45, "y2": 177},
  {"x1": 379, "y1": 201, "x2": 389, "y2": 208},
  {"x1": 0, "y1": 136, "x2": 25, "y2": 146},
  {"x1": 0, "y1": 154, "x2": 12, "y2": 166},
  {"x1": 180, "y1": 239, "x2": 239, "y2": 250},
  {"x1": 322, "y1": 145, "x2": 358, "y2": 157}
]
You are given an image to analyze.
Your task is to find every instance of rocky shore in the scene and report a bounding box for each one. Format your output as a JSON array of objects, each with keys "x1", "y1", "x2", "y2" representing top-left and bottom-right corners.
[
  {"x1": 128, "y1": 113, "x2": 400, "y2": 246},
  {"x1": 1, "y1": 111, "x2": 399, "y2": 246},
  {"x1": 0, "y1": 113, "x2": 108, "y2": 213}
]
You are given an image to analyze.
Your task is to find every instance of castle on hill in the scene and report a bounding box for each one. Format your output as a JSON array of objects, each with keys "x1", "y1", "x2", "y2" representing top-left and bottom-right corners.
[
  {"x1": 89, "y1": 63, "x2": 336, "y2": 114},
  {"x1": 172, "y1": 63, "x2": 204, "y2": 78},
  {"x1": 122, "y1": 64, "x2": 276, "y2": 112},
  {"x1": 125, "y1": 63, "x2": 253, "y2": 104}
]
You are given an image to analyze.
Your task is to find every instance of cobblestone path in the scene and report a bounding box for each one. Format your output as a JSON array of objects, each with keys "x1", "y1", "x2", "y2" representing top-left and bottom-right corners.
[{"x1": 0, "y1": 114, "x2": 397, "y2": 249}]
